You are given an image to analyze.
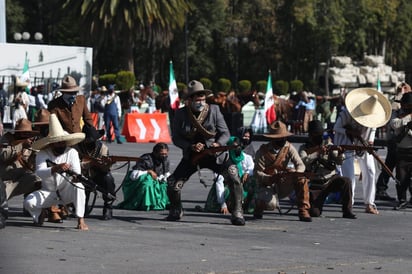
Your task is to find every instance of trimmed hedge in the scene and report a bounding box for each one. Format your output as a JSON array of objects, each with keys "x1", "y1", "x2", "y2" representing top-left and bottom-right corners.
[
  {"x1": 217, "y1": 78, "x2": 232, "y2": 92},
  {"x1": 116, "y1": 71, "x2": 136, "y2": 91},
  {"x1": 238, "y1": 80, "x2": 252, "y2": 93},
  {"x1": 290, "y1": 79, "x2": 304, "y2": 92},
  {"x1": 200, "y1": 78, "x2": 212, "y2": 90},
  {"x1": 274, "y1": 80, "x2": 289, "y2": 95}
]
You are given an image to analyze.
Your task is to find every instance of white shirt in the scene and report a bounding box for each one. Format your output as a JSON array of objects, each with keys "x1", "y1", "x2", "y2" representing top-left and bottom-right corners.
[
  {"x1": 36, "y1": 147, "x2": 81, "y2": 192},
  {"x1": 101, "y1": 93, "x2": 122, "y2": 118},
  {"x1": 215, "y1": 153, "x2": 255, "y2": 208},
  {"x1": 12, "y1": 105, "x2": 28, "y2": 128}
]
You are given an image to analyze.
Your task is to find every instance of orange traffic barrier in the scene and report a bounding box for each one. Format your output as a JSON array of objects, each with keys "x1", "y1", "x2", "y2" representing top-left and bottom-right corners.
[{"x1": 122, "y1": 113, "x2": 171, "y2": 143}]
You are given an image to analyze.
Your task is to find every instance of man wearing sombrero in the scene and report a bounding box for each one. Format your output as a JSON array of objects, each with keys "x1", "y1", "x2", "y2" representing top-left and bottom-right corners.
[
  {"x1": 254, "y1": 121, "x2": 312, "y2": 222},
  {"x1": 48, "y1": 75, "x2": 94, "y2": 134},
  {"x1": 24, "y1": 114, "x2": 89, "y2": 230},
  {"x1": 167, "y1": 80, "x2": 245, "y2": 225},
  {"x1": 333, "y1": 88, "x2": 392, "y2": 215}
]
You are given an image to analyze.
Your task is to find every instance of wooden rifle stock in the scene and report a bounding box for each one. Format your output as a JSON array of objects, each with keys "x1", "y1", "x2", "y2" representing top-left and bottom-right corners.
[
  {"x1": 82, "y1": 155, "x2": 140, "y2": 167},
  {"x1": 263, "y1": 171, "x2": 315, "y2": 187},
  {"x1": 191, "y1": 145, "x2": 239, "y2": 165},
  {"x1": 107, "y1": 155, "x2": 141, "y2": 163}
]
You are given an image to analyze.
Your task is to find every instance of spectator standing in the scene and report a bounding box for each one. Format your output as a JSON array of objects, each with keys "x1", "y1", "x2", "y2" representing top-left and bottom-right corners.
[{"x1": 100, "y1": 85, "x2": 122, "y2": 144}]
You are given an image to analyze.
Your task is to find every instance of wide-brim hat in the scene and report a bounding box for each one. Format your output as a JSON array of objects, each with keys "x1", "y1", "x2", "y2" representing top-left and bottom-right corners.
[
  {"x1": 32, "y1": 114, "x2": 85, "y2": 150},
  {"x1": 186, "y1": 80, "x2": 212, "y2": 98},
  {"x1": 32, "y1": 109, "x2": 50, "y2": 126},
  {"x1": 345, "y1": 88, "x2": 391, "y2": 128},
  {"x1": 5, "y1": 118, "x2": 40, "y2": 144},
  {"x1": 308, "y1": 120, "x2": 325, "y2": 135},
  {"x1": 59, "y1": 75, "x2": 80, "y2": 92},
  {"x1": 263, "y1": 121, "x2": 293, "y2": 139}
]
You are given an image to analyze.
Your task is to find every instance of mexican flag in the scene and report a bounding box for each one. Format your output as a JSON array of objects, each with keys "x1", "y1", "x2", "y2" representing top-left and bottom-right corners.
[
  {"x1": 377, "y1": 73, "x2": 382, "y2": 92},
  {"x1": 264, "y1": 70, "x2": 276, "y2": 124},
  {"x1": 169, "y1": 61, "x2": 179, "y2": 110},
  {"x1": 20, "y1": 52, "x2": 31, "y2": 93}
]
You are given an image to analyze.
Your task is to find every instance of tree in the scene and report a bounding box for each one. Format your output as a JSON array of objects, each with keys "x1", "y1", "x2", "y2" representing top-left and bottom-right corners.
[{"x1": 63, "y1": 0, "x2": 193, "y2": 73}]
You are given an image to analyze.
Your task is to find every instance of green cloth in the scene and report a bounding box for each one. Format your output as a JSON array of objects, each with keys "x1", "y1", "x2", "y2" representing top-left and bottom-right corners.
[
  {"x1": 116, "y1": 172, "x2": 169, "y2": 211},
  {"x1": 204, "y1": 182, "x2": 230, "y2": 213},
  {"x1": 227, "y1": 136, "x2": 244, "y2": 178}
]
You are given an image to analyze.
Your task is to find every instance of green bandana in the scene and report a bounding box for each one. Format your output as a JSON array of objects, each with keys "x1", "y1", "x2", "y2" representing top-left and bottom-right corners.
[{"x1": 227, "y1": 136, "x2": 244, "y2": 178}]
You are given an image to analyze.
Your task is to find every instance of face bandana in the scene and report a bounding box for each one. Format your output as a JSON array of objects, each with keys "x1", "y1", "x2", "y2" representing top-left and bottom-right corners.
[
  {"x1": 62, "y1": 93, "x2": 77, "y2": 106},
  {"x1": 191, "y1": 101, "x2": 206, "y2": 112},
  {"x1": 52, "y1": 146, "x2": 67, "y2": 156}
]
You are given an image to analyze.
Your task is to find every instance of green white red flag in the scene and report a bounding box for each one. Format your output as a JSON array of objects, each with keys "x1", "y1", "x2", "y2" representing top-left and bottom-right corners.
[
  {"x1": 20, "y1": 52, "x2": 31, "y2": 92},
  {"x1": 264, "y1": 70, "x2": 276, "y2": 124},
  {"x1": 169, "y1": 61, "x2": 179, "y2": 109}
]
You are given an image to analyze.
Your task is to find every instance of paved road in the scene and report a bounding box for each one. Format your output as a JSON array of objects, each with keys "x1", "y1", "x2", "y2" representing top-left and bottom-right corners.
[{"x1": 1, "y1": 141, "x2": 412, "y2": 274}]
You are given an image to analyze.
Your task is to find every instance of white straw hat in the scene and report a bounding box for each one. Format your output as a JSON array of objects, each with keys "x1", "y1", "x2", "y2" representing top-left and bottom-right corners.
[
  {"x1": 32, "y1": 114, "x2": 85, "y2": 150},
  {"x1": 345, "y1": 88, "x2": 392, "y2": 128}
]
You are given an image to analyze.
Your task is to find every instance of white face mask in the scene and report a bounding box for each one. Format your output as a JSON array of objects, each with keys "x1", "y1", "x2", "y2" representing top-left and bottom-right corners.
[{"x1": 191, "y1": 101, "x2": 206, "y2": 112}]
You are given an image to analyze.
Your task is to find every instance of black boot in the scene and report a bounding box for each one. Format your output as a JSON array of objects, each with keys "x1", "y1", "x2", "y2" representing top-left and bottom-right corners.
[
  {"x1": 103, "y1": 205, "x2": 113, "y2": 220},
  {"x1": 166, "y1": 184, "x2": 183, "y2": 221},
  {"x1": 229, "y1": 180, "x2": 245, "y2": 226}
]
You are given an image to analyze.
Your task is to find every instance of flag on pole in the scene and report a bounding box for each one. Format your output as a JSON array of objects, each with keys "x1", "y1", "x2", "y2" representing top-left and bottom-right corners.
[
  {"x1": 264, "y1": 70, "x2": 276, "y2": 124},
  {"x1": 169, "y1": 60, "x2": 179, "y2": 110},
  {"x1": 20, "y1": 52, "x2": 31, "y2": 93},
  {"x1": 377, "y1": 73, "x2": 382, "y2": 92}
]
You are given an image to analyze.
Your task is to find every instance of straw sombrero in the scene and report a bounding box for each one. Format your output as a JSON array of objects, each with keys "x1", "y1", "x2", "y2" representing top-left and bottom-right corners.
[
  {"x1": 263, "y1": 121, "x2": 293, "y2": 139},
  {"x1": 345, "y1": 88, "x2": 391, "y2": 128},
  {"x1": 32, "y1": 114, "x2": 85, "y2": 150}
]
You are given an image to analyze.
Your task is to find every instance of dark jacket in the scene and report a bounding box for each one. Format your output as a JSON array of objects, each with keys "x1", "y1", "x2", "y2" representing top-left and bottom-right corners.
[
  {"x1": 48, "y1": 95, "x2": 94, "y2": 133},
  {"x1": 172, "y1": 104, "x2": 230, "y2": 158}
]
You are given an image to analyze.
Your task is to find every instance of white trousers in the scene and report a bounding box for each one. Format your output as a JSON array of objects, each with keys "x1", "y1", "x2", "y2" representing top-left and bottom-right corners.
[
  {"x1": 24, "y1": 182, "x2": 86, "y2": 223},
  {"x1": 341, "y1": 151, "x2": 376, "y2": 206}
]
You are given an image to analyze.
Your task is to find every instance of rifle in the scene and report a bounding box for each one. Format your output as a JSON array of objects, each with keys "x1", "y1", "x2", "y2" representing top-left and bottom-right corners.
[
  {"x1": 191, "y1": 145, "x2": 239, "y2": 165},
  {"x1": 262, "y1": 171, "x2": 316, "y2": 187},
  {"x1": 46, "y1": 159, "x2": 116, "y2": 200},
  {"x1": 326, "y1": 144, "x2": 384, "y2": 153},
  {"x1": 82, "y1": 154, "x2": 141, "y2": 168},
  {"x1": 353, "y1": 136, "x2": 399, "y2": 185}
]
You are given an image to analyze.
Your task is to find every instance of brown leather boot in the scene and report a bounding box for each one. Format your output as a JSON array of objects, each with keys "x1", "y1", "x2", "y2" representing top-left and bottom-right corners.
[{"x1": 295, "y1": 178, "x2": 312, "y2": 222}]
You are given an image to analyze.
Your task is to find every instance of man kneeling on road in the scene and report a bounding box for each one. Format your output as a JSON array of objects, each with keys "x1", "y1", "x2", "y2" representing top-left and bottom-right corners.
[
  {"x1": 24, "y1": 114, "x2": 89, "y2": 230},
  {"x1": 254, "y1": 121, "x2": 312, "y2": 222},
  {"x1": 299, "y1": 120, "x2": 356, "y2": 219}
]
